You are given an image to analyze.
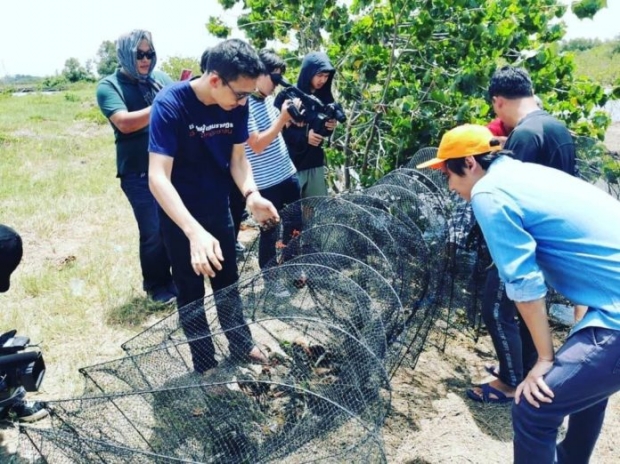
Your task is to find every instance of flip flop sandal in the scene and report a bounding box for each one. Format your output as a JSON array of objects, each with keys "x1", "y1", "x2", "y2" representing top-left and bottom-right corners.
[{"x1": 466, "y1": 383, "x2": 514, "y2": 404}]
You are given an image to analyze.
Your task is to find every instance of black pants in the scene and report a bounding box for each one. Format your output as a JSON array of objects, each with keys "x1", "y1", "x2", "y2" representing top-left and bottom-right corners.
[
  {"x1": 230, "y1": 186, "x2": 246, "y2": 240},
  {"x1": 160, "y1": 210, "x2": 254, "y2": 372},
  {"x1": 258, "y1": 175, "x2": 302, "y2": 269},
  {"x1": 480, "y1": 266, "x2": 538, "y2": 387}
]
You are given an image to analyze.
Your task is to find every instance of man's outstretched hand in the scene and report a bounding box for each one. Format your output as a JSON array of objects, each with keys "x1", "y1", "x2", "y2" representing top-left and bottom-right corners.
[{"x1": 247, "y1": 193, "x2": 280, "y2": 231}]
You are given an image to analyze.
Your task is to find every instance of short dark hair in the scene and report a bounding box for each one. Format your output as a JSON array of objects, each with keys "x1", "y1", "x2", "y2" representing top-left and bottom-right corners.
[
  {"x1": 203, "y1": 39, "x2": 265, "y2": 82},
  {"x1": 488, "y1": 66, "x2": 534, "y2": 99},
  {"x1": 258, "y1": 48, "x2": 286, "y2": 75},
  {"x1": 445, "y1": 150, "x2": 507, "y2": 176},
  {"x1": 199, "y1": 48, "x2": 210, "y2": 73}
]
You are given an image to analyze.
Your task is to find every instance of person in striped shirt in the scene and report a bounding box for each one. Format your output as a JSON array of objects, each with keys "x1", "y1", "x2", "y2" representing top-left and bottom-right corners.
[{"x1": 244, "y1": 49, "x2": 302, "y2": 287}]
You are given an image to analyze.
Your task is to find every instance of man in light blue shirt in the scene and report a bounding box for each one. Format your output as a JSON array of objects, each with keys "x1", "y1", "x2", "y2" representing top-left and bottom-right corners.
[{"x1": 418, "y1": 124, "x2": 620, "y2": 464}]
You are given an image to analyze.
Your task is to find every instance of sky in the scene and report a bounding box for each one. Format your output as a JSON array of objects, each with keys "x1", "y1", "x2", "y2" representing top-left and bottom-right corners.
[{"x1": 0, "y1": 0, "x2": 618, "y2": 78}]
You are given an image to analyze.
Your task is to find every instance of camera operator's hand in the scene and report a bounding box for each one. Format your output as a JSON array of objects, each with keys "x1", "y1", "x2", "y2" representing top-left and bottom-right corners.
[
  {"x1": 279, "y1": 99, "x2": 294, "y2": 123},
  {"x1": 325, "y1": 118, "x2": 338, "y2": 132},
  {"x1": 308, "y1": 129, "x2": 324, "y2": 147},
  {"x1": 280, "y1": 98, "x2": 303, "y2": 126}
]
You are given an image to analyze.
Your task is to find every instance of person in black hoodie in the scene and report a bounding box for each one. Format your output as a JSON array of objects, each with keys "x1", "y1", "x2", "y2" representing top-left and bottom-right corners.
[{"x1": 281, "y1": 52, "x2": 338, "y2": 198}]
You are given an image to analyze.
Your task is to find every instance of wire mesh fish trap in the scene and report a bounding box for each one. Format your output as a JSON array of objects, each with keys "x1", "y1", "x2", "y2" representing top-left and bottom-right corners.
[
  {"x1": 21, "y1": 376, "x2": 387, "y2": 464},
  {"x1": 404, "y1": 147, "x2": 446, "y2": 190},
  {"x1": 395, "y1": 167, "x2": 447, "y2": 197},
  {"x1": 18, "y1": 426, "x2": 202, "y2": 463},
  {"x1": 364, "y1": 183, "x2": 447, "y2": 254},
  {"x1": 439, "y1": 201, "x2": 487, "y2": 344},
  {"x1": 283, "y1": 252, "x2": 403, "y2": 348},
  {"x1": 122, "y1": 263, "x2": 387, "y2": 360},
  {"x1": 275, "y1": 198, "x2": 431, "y2": 310},
  {"x1": 51, "y1": 310, "x2": 389, "y2": 463},
  {"x1": 574, "y1": 135, "x2": 620, "y2": 199}
]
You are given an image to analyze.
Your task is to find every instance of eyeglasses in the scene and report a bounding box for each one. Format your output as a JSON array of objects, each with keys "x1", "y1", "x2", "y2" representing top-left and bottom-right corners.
[
  {"x1": 136, "y1": 50, "x2": 156, "y2": 61},
  {"x1": 220, "y1": 76, "x2": 254, "y2": 101}
]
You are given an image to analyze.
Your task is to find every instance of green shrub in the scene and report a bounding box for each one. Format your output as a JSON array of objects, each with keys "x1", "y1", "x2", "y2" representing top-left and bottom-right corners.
[
  {"x1": 75, "y1": 106, "x2": 107, "y2": 125},
  {"x1": 64, "y1": 92, "x2": 81, "y2": 102}
]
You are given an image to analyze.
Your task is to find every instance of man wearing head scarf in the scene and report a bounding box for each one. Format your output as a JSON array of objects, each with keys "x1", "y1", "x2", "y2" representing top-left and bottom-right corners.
[
  {"x1": 0, "y1": 224, "x2": 49, "y2": 422},
  {"x1": 96, "y1": 30, "x2": 176, "y2": 304},
  {"x1": 280, "y1": 52, "x2": 339, "y2": 198}
]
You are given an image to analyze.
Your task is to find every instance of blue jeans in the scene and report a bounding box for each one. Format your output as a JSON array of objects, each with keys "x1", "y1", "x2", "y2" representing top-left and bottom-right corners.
[
  {"x1": 512, "y1": 326, "x2": 620, "y2": 464},
  {"x1": 120, "y1": 173, "x2": 173, "y2": 294},
  {"x1": 159, "y1": 209, "x2": 254, "y2": 373},
  {"x1": 258, "y1": 175, "x2": 301, "y2": 270},
  {"x1": 481, "y1": 266, "x2": 538, "y2": 387}
]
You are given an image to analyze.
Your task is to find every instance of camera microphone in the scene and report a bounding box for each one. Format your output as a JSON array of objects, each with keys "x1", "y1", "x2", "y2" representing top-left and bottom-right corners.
[{"x1": 270, "y1": 73, "x2": 292, "y2": 87}]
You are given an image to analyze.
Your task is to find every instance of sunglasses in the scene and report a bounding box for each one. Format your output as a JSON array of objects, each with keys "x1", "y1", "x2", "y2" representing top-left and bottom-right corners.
[
  {"x1": 136, "y1": 50, "x2": 156, "y2": 61},
  {"x1": 220, "y1": 76, "x2": 254, "y2": 101}
]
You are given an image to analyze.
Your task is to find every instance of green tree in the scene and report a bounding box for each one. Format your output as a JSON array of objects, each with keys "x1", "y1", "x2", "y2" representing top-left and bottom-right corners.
[
  {"x1": 96, "y1": 40, "x2": 118, "y2": 77},
  {"x1": 571, "y1": 0, "x2": 607, "y2": 19},
  {"x1": 560, "y1": 37, "x2": 602, "y2": 52},
  {"x1": 159, "y1": 56, "x2": 201, "y2": 81},
  {"x1": 210, "y1": 0, "x2": 616, "y2": 190},
  {"x1": 62, "y1": 58, "x2": 94, "y2": 83}
]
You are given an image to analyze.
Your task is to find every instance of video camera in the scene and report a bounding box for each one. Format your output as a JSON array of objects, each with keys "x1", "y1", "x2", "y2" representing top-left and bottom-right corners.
[
  {"x1": 0, "y1": 330, "x2": 45, "y2": 395},
  {"x1": 271, "y1": 74, "x2": 346, "y2": 137}
]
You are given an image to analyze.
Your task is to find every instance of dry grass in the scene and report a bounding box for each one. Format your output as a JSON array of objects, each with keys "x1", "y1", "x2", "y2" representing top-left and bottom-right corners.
[{"x1": 0, "y1": 87, "x2": 619, "y2": 462}]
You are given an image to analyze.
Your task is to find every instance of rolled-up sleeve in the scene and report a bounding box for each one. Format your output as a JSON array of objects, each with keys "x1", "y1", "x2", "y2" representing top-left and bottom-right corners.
[{"x1": 472, "y1": 192, "x2": 547, "y2": 302}]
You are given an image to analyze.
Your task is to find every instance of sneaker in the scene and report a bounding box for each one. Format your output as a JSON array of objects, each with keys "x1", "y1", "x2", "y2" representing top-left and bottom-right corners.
[
  {"x1": 10, "y1": 400, "x2": 49, "y2": 423},
  {"x1": 149, "y1": 290, "x2": 176, "y2": 305}
]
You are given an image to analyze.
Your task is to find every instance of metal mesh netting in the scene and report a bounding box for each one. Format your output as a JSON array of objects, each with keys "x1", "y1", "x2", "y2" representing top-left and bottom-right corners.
[
  {"x1": 274, "y1": 198, "x2": 430, "y2": 308},
  {"x1": 404, "y1": 147, "x2": 447, "y2": 191},
  {"x1": 25, "y1": 377, "x2": 387, "y2": 463},
  {"x1": 574, "y1": 135, "x2": 620, "y2": 199},
  {"x1": 121, "y1": 263, "x2": 387, "y2": 359},
  {"x1": 37, "y1": 263, "x2": 390, "y2": 463},
  {"x1": 17, "y1": 146, "x2": 481, "y2": 462},
  {"x1": 285, "y1": 253, "x2": 403, "y2": 334}
]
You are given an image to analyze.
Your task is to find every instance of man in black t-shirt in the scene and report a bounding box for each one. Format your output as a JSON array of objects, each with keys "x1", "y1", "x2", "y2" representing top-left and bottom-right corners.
[{"x1": 492, "y1": 67, "x2": 577, "y2": 175}]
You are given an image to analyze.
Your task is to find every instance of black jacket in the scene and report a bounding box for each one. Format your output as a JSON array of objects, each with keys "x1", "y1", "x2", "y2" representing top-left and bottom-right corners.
[{"x1": 281, "y1": 52, "x2": 335, "y2": 171}]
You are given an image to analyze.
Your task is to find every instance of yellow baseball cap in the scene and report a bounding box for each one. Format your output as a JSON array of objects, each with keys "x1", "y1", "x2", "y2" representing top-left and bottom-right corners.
[{"x1": 417, "y1": 124, "x2": 502, "y2": 169}]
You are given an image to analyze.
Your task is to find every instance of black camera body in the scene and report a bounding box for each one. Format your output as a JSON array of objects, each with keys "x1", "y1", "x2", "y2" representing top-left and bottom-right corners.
[
  {"x1": 272, "y1": 75, "x2": 346, "y2": 137},
  {"x1": 0, "y1": 330, "x2": 45, "y2": 394}
]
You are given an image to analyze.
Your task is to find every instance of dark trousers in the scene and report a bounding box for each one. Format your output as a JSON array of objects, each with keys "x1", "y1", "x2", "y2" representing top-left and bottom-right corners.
[
  {"x1": 481, "y1": 266, "x2": 538, "y2": 388},
  {"x1": 160, "y1": 210, "x2": 254, "y2": 372},
  {"x1": 230, "y1": 186, "x2": 246, "y2": 240},
  {"x1": 120, "y1": 173, "x2": 173, "y2": 293},
  {"x1": 512, "y1": 326, "x2": 620, "y2": 464},
  {"x1": 258, "y1": 175, "x2": 301, "y2": 270}
]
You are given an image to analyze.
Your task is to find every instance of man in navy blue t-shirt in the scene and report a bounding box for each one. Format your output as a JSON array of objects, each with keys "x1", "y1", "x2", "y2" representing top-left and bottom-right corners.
[{"x1": 148, "y1": 39, "x2": 279, "y2": 373}]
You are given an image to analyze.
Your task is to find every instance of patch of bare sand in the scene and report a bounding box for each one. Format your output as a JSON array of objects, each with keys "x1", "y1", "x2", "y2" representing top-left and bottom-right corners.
[{"x1": 385, "y1": 322, "x2": 619, "y2": 463}]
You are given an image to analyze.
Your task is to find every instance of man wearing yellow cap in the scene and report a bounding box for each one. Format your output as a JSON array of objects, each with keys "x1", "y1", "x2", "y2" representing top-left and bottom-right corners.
[{"x1": 418, "y1": 124, "x2": 620, "y2": 463}]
